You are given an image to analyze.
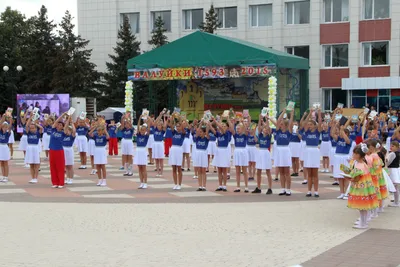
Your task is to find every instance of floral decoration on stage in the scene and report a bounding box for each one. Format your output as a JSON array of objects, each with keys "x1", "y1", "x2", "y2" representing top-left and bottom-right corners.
[
  {"x1": 268, "y1": 76, "x2": 277, "y2": 128},
  {"x1": 125, "y1": 81, "x2": 133, "y2": 113}
]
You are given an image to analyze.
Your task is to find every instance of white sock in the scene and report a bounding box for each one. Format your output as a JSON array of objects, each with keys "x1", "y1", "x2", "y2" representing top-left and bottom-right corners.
[{"x1": 315, "y1": 191, "x2": 319, "y2": 195}]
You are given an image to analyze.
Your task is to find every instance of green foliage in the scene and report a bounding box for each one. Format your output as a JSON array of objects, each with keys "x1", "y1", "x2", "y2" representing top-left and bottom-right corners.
[
  {"x1": 199, "y1": 5, "x2": 221, "y2": 34},
  {"x1": 148, "y1": 16, "x2": 168, "y2": 48}
]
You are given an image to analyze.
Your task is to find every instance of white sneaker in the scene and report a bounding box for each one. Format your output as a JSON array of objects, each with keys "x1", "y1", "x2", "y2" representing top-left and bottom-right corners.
[
  {"x1": 66, "y1": 179, "x2": 73, "y2": 185},
  {"x1": 1, "y1": 177, "x2": 8, "y2": 183},
  {"x1": 193, "y1": 176, "x2": 198, "y2": 179},
  {"x1": 51, "y1": 185, "x2": 58, "y2": 188},
  {"x1": 142, "y1": 184, "x2": 148, "y2": 189},
  {"x1": 353, "y1": 224, "x2": 368, "y2": 229},
  {"x1": 0, "y1": 177, "x2": 4, "y2": 182},
  {"x1": 100, "y1": 180, "x2": 107, "y2": 187},
  {"x1": 173, "y1": 185, "x2": 178, "y2": 190},
  {"x1": 24, "y1": 164, "x2": 29, "y2": 168},
  {"x1": 96, "y1": 179, "x2": 103, "y2": 186},
  {"x1": 176, "y1": 185, "x2": 181, "y2": 190},
  {"x1": 90, "y1": 170, "x2": 96, "y2": 175},
  {"x1": 389, "y1": 203, "x2": 400, "y2": 207},
  {"x1": 58, "y1": 186, "x2": 64, "y2": 189},
  {"x1": 29, "y1": 179, "x2": 38, "y2": 184},
  {"x1": 343, "y1": 195, "x2": 348, "y2": 200},
  {"x1": 138, "y1": 183, "x2": 144, "y2": 189},
  {"x1": 337, "y1": 194, "x2": 344, "y2": 199}
]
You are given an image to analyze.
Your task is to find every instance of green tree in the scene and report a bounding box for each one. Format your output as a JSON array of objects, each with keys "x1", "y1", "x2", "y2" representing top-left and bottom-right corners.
[
  {"x1": 148, "y1": 16, "x2": 168, "y2": 48},
  {"x1": 101, "y1": 15, "x2": 141, "y2": 110},
  {"x1": 51, "y1": 11, "x2": 100, "y2": 96},
  {"x1": 199, "y1": 5, "x2": 221, "y2": 34},
  {"x1": 22, "y1": 5, "x2": 58, "y2": 94}
]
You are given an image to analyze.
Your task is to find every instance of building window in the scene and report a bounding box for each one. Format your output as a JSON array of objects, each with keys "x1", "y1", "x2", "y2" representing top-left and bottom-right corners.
[
  {"x1": 216, "y1": 7, "x2": 237, "y2": 28},
  {"x1": 323, "y1": 89, "x2": 347, "y2": 110},
  {"x1": 324, "y1": 0, "x2": 349, "y2": 22},
  {"x1": 363, "y1": 0, "x2": 390, "y2": 20},
  {"x1": 351, "y1": 90, "x2": 366, "y2": 108},
  {"x1": 183, "y1": 9, "x2": 203, "y2": 30},
  {"x1": 323, "y1": 44, "x2": 348, "y2": 67},
  {"x1": 286, "y1": 1, "x2": 310, "y2": 25},
  {"x1": 362, "y1": 42, "x2": 389, "y2": 66},
  {"x1": 286, "y1": 46, "x2": 310, "y2": 59},
  {"x1": 151, "y1": 11, "x2": 172, "y2": 32},
  {"x1": 250, "y1": 4, "x2": 272, "y2": 27},
  {"x1": 120, "y1": 13, "x2": 140, "y2": 33}
]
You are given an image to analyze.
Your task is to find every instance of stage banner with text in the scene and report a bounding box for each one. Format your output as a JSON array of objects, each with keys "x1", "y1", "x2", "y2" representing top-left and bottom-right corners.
[{"x1": 128, "y1": 64, "x2": 277, "y2": 81}]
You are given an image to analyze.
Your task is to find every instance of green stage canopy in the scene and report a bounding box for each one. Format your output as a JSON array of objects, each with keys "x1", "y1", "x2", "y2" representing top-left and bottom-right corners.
[{"x1": 127, "y1": 31, "x2": 309, "y2": 70}]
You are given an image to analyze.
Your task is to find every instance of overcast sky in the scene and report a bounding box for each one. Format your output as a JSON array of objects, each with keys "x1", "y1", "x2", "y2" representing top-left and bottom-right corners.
[{"x1": 0, "y1": 0, "x2": 78, "y2": 33}]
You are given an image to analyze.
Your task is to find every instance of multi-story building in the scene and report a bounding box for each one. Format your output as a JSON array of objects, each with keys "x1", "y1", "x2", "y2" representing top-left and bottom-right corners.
[{"x1": 78, "y1": 0, "x2": 395, "y2": 111}]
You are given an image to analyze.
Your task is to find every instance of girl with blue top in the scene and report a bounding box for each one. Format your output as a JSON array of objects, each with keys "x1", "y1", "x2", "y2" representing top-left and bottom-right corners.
[
  {"x1": 232, "y1": 121, "x2": 250, "y2": 193},
  {"x1": 320, "y1": 122, "x2": 331, "y2": 173},
  {"x1": 147, "y1": 117, "x2": 155, "y2": 165},
  {"x1": 302, "y1": 108, "x2": 323, "y2": 198},
  {"x1": 118, "y1": 115, "x2": 134, "y2": 176},
  {"x1": 19, "y1": 111, "x2": 29, "y2": 167},
  {"x1": 193, "y1": 121, "x2": 211, "y2": 191},
  {"x1": 76, "y1": 118, "x2": 90, "y2": 170},
  {"x1": 63, "y1": 116, "x2": 76, "y2": 185},
  {"x1": 329, "y1": 124, "x2": 339, "y2": 186},
  {"x1": 135, "y1": 115, "x2": 150, "y2": 189},
  {"x1": 108, "y1": 120, "x2": 118, "y2": 156},
  {"x1": 88, "y1": 120, "x2": 97, "y2": 175},
  {"x1": 210, "y1": 116, "x2": 234, "y2": 192},
  {"x1": 270, "y1": 109, "x2": 294, "y2": 196},
  {"x1": 182, "y1": 121, "x2": 191, "y2": 172},
  {"x1": 386, "y1": 121, "x2": 396, "y2": 150},
  {"x1": 168, "y1": 115, "x2": 186, "y2": 190},
  {"x1": 152, "y1": 111, "x2": 167, "y2": 177},
  {"x1": 331, "y1": 120, "x2": 352, "y2": 199},
  {"x1": 42, "y1": 118, "x2": 53, "y2": 161},
  {"x1": 7, "y1": 117, "x2": 14, "y2": 160},
  {"x1": 289, "y1": 121, "x2": 301, "y2": 177},
  {"x1": 191, "y1": 121, "x2": 199, "y2": 180},
  {"x1": 207, "y1": 124, "x2": 217, "y2": 173},
  {"x1": 25, "y1": 114, "x2": 44, "y2": 184},
  {"x1": 247, "y1": 121, "x2": 257, "y2": 181},
  {"x1": 298, "y1": 112, "x2": 308, "y2": 184},
  {"x1": 252, "y1": 114, "x2": 273, "y2": 194},
  {"x1": 49, "y1": 113, "x2": 68, "y2": 188},
  {"x1": 89, "y1": 124, "x2": 109, "y2": 186},
  {"x1": 0, "y1": 115, "x2": 11, "y2": 183}
]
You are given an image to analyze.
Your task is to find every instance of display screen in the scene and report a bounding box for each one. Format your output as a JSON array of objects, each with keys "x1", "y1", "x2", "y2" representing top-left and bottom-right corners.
[{"x1": 16, "y1": 94, "x2": 70, "y2": 133}]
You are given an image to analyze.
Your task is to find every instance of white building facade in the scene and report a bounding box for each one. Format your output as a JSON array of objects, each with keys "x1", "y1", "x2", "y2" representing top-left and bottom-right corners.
[{"x1": 78, "y1": 0, "x2": 397, "y2": 110}]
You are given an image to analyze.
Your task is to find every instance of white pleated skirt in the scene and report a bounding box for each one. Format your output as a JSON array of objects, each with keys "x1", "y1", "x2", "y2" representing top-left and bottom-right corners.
[
  {"x1": 207, "y1": 141, "x2": 217, "y2": 156},
  {"x1": 386, "y1": 137, "x2": 392, "y2": 150},
  {"x1": 234, "y1": 148, "x2": 249, "y2": 167},
  {"x1": 303, "y1": 146, "x2": 321, "y2": 168},
  {"x1": 274, "y1": 146, "x2": 292, "y2": 167},
  {"x1": 0, "y1": 144, "x2": 10, "y2": 161},
  {"x1": 63, "y1": 146, "x2": 74, "y2": 166},
  {"x1": 19, "y1": 135, "x2": 28, "y2": 151},
  {"x1": 94, "y1": 146, "x2": 107, "y2": 165},
  {"x1": 42, "y1": 133, "x2": 50, "y2": 150},
  {"x1": 256, "y1": 148, "x2": 272, "y2": 170},
  {"x1": 247, "y1": 146, "x2": 257, "y2": 162},
  {"x1": 134, "y1": 147, "x2": 148, "y2": 165},
  {"x1": 152, "y1": 141, "x2": 164, "y2": 159},
  {"x1": 289, "y1": 142, "x2": 301, "y2": 158},
  {"x1": 329, "y1": 147, "x2": 336, "y2": 166},
  {"x1": 389, "y1": 168, "x2": 400, "y2": 184},
  {"x1": 212, "y1": 146, "x2": 231, "y2": 168},
  {"x1": 8, "y1": 130, "x2": 15, "y2": 144},
  {"x1": 182, "y1": 138, "x2": 191, "y2": 154},
  {"x1": 147, "y1": 134, "x2": 154, "y2": 149},
  {"x1": 320, "y1": 141, "x2": 331, "y2": 157},
  {"x1": 193, "y1": 149, "x2": 208, "y2": 168},
  {"x1": 121, "y1": 138, "x2": 134, "y2": 156},
  {"x1": 76, "y1": 135, "x2": 88, "y2": 153},
  {"x1": 26, "y1": 144, "x2": 40, "y2": 164},
  {"x1": 333, "y1": 153, "x2": 350, "y2": 178},
  {"x1": 299, "y1": 141, "x2": 306, "y2": 161},
  {"x1": 88, "y1": 139, "x2": 95, "y2": 156},
  {"x1": 383, "y1": 169, "x2": 396, "y2": 192},
  {"x1": 169, "y1": 146, "x2": 183, "y2": 166}
]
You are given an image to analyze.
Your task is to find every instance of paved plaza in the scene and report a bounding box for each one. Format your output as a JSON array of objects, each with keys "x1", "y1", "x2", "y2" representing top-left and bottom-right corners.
[{"x1": 1, "y1": 144, "x2": 400, "y2": 267}]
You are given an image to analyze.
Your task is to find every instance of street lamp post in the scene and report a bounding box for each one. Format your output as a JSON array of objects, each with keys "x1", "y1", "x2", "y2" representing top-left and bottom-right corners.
[{"x1": 2, "y1": 65, "x2": 23, "y2": 110}]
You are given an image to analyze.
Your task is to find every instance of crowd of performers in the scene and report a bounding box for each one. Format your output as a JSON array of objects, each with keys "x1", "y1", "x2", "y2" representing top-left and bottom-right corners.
[{"x1": 0, "y1": 106, "x2": 399, "y2": 228}]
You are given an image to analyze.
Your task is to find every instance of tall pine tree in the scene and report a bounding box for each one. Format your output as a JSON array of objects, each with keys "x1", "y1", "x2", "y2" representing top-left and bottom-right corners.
[
  {"x1": 51, "y1": 11, "x2": 100, "y2": 96},
  {"x1": 148, "y1": 16, "x2": 168, "y2": 48},
  {"x1": 102, "y1": 15, "x2": 141, "y2": 109},
  {"x1": 22, "y1": 5, "x2": 58, "y2": 93},
  {"x1": 199, "y1": 5, "x2": 221, "y2": 34}
]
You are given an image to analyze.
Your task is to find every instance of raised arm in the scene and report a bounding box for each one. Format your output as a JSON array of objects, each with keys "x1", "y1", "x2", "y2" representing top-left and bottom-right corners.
[
  {"x1": 53, "y1": 112, "x2": 66, "y2": 128},
  {"x1": 330, "y1": 122, "x2": 339, "y2": 141},
  {"x1": 340, "y1": 125, "x2": 351, "y2": 144},
  {"x1": 317, "y1": 109, "x2": 323, "y2": 132},
  {"x1": 288, "y1": 109, "x2": 294, "y2": 133}
]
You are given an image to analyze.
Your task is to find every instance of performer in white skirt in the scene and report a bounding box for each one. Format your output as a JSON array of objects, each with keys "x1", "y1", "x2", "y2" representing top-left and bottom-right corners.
[
  {"x1": 252, "y1": 114, "x2": 273, "y2": 194},
  {"x1": 76, "y1": 119, "x2": 89, "y2": 169},
  {"x1": 42, "y1": 118, "x2": 53, "y2": 161},
  {"x1": 87, "y1": 120, "x2": 97, "y2": 175},
  {"x1": 193, "y1": 121, "x2": 211, "y2": 191},
  {"x1": 168, "y1": 115, "x2": 186, "y2": 190},
  {"x1": 89, "y1": 124, "x2": 109, "y2": 186},
  {"x1": 147, "y1": 117, "x2": 155, "y2": 165},
  {"x1": 320, "y1": 122, "x2": 331, "y2": 173},
  {"x1": 207, "y1": 124, "x2": 217, "y2": 173},
  {"x1": 329, "y1": 126, "x2": 339, "y2": 185},
  {"x1": 302, "y1": 108, "x2": 323, "y2": 198},
  {"x1": 331, "y1": 121, "x2": 352, "y2": 199},
  {"x1": 299, "y1": 111, "x2": 308, "y2": 184},
  {"x1": 232, "y1": 122, "x2": 250, "y2": 193},
  {"x1": 0, "y1": 115, "x2": 11, "y2": 183},
  {"x1": 181, "y1": 121, "x2": 191, "y2": 171},
  {"x1": 152, "y1": 111, "x2": 167, "y2": 177},
  {"x1": 7, "y1": 117, "x2": 14, "y2": 160},
  {"x1": 25, "y1": 116, "x2": 43, "y2": 184},
  {"x1": 247, "y1": 124, "x2": 257, "y2": 181},
  {"x1": 62, "y1": 116, "x2": 76, "y2": 185},
  {"x1": 289, "y1": 122, "x2": 301, "y2": 177},
  {"x1": 135, "y1": 115, "x2": 150, "y2": 189},
  {"x1": 19, "y1": 111, "x2": 29, "y2": 167},
  {"x1": 386, "y1": 121, "x2": 396, "y2": 150},
  {"x1": 119, "y1": 115, "x2": 134, "y2": 176},
  {"x1": 210, "y1": 116, "x2": 234, "y2": 192},
  {"x1": 269, "y1": 108, "x2": 294, "y2": 196},
  {"x1": 386, "y1": 141, "x2": 400, "y2": 207}
]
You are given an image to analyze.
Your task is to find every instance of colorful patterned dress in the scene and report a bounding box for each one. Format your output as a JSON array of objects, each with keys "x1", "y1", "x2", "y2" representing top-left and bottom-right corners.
[
  {"x1": 365, "y1": 154, "x2": 382, "y2": 201},
  {"x1": 347, "y1": 161, "x2": 379, "y2": 211},
  {"x1": 368, "y1": 153, "x2": 389, "y2": 200}
]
